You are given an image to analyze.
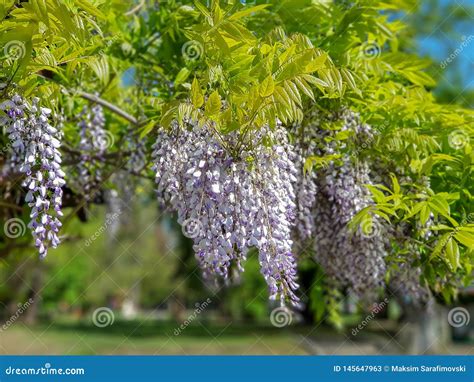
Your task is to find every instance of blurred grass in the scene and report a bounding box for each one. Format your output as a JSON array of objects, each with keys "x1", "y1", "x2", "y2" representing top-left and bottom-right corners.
[{"x1": 0, "y1": 319, "x2": 311, "y2": 355}]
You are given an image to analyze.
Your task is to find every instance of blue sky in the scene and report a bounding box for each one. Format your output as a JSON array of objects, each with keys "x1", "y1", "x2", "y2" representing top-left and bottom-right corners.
[{"x1": 415, "y1": 0, "x2": 473, "y2": 90}]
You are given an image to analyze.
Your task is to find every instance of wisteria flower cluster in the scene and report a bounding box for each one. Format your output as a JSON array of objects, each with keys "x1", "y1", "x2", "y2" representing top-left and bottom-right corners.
[
  {"x1": 75, "y1": 104, "x2": 106, "y2": 199},
  {"x1": 293, "y1": 146, "x2": 318, "y2": 243},
  {"x1": 293, "y1": 110, "x2": 388, "y2": 297},
  {"x1": 1, "y1": 95, "x2": 65, "y2": 258},
  {"x1": 125, "y1": 134, "x2": 147, "y2": 173},
  {"x1": 152, "y1": 120, "x2": 300, "y2": 305}
]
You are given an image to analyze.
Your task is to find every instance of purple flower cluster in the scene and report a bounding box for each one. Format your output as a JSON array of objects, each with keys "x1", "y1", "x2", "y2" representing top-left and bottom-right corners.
[
  {"x1": 1, "y1": 95, "x2": 65, "y2": 258},
  {"x1": 75, "y1": 105, "x2": 106, "y2": 198},
  {"x1": 125, "y1": 134, "x2": 147, "y2": 173},
  {"x1": 293, "y1": 147, "x2": 318, "y2": 243},
  {"x1": 294, "y1": 110, "x2": 388, "y2": 297},
  {"x1": 152, "y1": 120, "x2": 300, "y2": 305},
  {"x1": 313, "y1": 158, "x2": 388, "y2": 297}
]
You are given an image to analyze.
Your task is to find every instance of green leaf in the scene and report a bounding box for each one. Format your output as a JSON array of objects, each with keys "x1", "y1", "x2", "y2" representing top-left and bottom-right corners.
[
  {"x1": 259, "y1": 75, "x2": 274, "y2": 98},
  {"x1": 75, "y1": 0, "x2": 106, "y2": 20},
  {"x1": 455, "y1": 231, "x2": 474, "y2": 249},
  {"x1": 420, "y1": 205, "x2": 430, "y2": 225},
  {"x1": 445, "y1": 238, "x2": 460, "y2": 269},
  {"x1": 175, "y1": 68, "x2": 191, "y2": 85},
  {"x1": 193, "y1": 0, "x2": 211, "y2": 19},
  {"x1": 191, "y1": 78, "x2": 204, "y2": 108},
  {"x1": 390, "y1": 174, "x2": 400, "y2": 194},
  {"x1": 139, "y1": 120, "x2": 157, "y2": 139},
  {"x1": 366, "y1": 185, "x2": 386, "y2": 202},
  {"x1": 229, "y1": 4, "x2": 270, "y2": 20},
  {"x1": 205, "y1": 90, "x2": 221, "y2": 116},
  {"x1": 294, "y1": 77, "x2": 314, "y2": 101}
]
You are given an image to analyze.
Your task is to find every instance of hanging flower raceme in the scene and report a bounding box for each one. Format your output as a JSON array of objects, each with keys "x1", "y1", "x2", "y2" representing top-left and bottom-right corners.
[
  {"x1": 125, "y1": 133, "x2": 147, "y2": 173},
  {"x1": 293, "y1": 137, "x2": 318, "y2": 244},
  {"x1": 152, "y1": 120, "x2": 300, "y2": 305},
  {"x1": 75, "y1": 104, "x2": 106, "y2": 199},
  {"x1": 293, "y1": 109, "x2": 388, "y2": 297},
  {"x1": 313, "y1": 158, "x2": 388, "y2": 296},
  {"x1": 1, "y1": 95, "x2": 65, "y2": 258}
]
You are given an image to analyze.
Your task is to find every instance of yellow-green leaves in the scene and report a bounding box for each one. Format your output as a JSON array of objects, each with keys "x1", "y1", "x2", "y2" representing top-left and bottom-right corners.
[
  {"x1": 205, "y1": 90, "x2": 221, "y2": 116},
  {"x1": 191, "y1": 78, "x2": 204, "y2": 108},
  {"x1": 383, "y1": 53, "x2": 436, "y2": 87},
  {"x1": 75, "y1": 0, "x2": 106, "y2": 20},
  {"x1": 175, "y1": 68, "x2": 191, "y2": 86},
  {"x1": 85, "y1": 54, "x2": 110, "y2": 86},
  {"x1": 454, "y1": 227, "x2": 474, "y2": 249},
  {"x1": 445, "y1": 237, "x2": 461, "y2": 269},
  {"x1": 228, "y1": 4, "x2": 270, "y2": 21},
  {"x1": 259, "y1": 75, "x2": 274, "y2": 97}
]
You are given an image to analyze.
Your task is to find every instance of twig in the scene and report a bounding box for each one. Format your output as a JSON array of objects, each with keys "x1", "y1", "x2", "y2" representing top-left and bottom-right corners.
[
  {"x1": 77, "y1": 91, "x2": 139, "y2": 126},
  {"x1": 35, "y1": 74, "x2": 144, "y2": 127},
  {"x1": 125, "y1": 0, "x2": 146, "y2": 16},
  {"x1": 0, "y1": 201, "x2": 23, "y2": 211}
]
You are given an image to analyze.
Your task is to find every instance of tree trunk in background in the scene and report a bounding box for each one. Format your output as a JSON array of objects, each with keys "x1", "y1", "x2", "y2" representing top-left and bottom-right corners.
[
  {"x1": 169, "y1": 294, "x2": 187, "y2": 322},
  {"x1": 108, "y1": 171, "x2": 143, "y2": 319},
  {"x1": 23, "y1": 263, "x2": 44, "y2": 325},
  {"x1": 396, "y1": 300, "x2": 450, "y2": 354}
]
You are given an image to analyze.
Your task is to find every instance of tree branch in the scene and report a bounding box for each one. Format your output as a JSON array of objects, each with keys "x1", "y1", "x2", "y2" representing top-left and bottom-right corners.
[
  {"x1": 0, "y1": 201, "x2": 23, "y2": 212},
  {"x1": 125, "y1": 0, "x2": 146, "y2": 16},
  {"x1": 77, "y1": 91, "x2": 139, "y2": 126},
  {"x1": 36, "y1": 74, "x2": 145, "y2": 127}
]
